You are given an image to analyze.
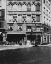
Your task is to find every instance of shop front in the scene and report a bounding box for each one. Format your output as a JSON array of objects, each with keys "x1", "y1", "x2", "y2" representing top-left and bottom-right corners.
[
  {"x1": 7, "y1": 31, "x2": 26, "y2": 45},
  {"x1": 26, "y1": 32, "x2": 42, "y2": 45}
]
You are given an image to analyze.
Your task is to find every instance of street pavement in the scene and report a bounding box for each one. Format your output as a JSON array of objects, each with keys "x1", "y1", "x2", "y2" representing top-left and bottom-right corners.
[{"x1": 0, "y1": 44, "x2": 51, "y2": 64}]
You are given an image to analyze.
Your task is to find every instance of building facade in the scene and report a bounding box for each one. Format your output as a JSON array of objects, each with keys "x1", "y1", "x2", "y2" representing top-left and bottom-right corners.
[
  {"x1": 41, "y1": 0, "x2": 51, "y2": 44},
  {"x1": 0, "y1": 0, "x2": 5, "y2": 42},
  {"x1": 2, "y1": 0, "x2": 51, "y2": 44}
]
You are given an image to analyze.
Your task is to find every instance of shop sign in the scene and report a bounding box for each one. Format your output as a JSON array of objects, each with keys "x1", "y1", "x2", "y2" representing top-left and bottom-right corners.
[{"x1": 8, "y1": 11, "x2": 41, "y2": 15}]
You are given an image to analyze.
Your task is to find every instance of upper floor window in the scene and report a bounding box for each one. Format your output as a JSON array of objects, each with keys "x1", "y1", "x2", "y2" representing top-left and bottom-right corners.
[
  {"x1": 31, "y1": 4, "x2": 35, "y2": 11},
  {"x1": 26, "y1": 15, "x2": 32, "y2": 23},
  {"x1": 8, "y1": 4, "x2": 13, "y2": 11},
  {"x1": 27, "y1": 2, "x2": 31, "y2": 11},
  {"x1": 43, "y1": 7, "x2": 45, "y2": 14},
  {"x1": 17, "y1": 15, "x2": 22, "y2": 23},
  {"x1": 18, "y1": 24, "x2": 22, "y2": 31},
  {"x1": 36, "y1": 15, "x2": 40, "y2": 22},
  {"x1": 8, "y1": 15, "x2": 13, "y2": 22},
  {"x1": 36, "y1": 3, "x2": 40, "y2": 11},
  {"x1": 22, "y1": 4, "x2": 27, "y2": 11},
  {"x1": 13, "y1": 4, "x2": 17, "y2": 11}
]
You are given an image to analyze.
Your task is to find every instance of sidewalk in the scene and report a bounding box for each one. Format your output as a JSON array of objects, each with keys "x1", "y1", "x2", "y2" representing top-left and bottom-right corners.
[
  {"x1": 0, "y1": 44, "x2": 34, "y2": 51},
  {"x1": 0, "y1": 43, "x2": 51, "y2": 51}
]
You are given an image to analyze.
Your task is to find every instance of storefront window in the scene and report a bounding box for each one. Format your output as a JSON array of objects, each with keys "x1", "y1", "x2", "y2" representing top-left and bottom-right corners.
[{"x1": 13, "y1": 4, "x2": 17, "y2": 11}]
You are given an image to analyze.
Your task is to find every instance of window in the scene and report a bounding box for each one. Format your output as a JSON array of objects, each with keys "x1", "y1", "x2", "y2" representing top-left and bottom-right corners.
[
  {"x1": 17, "y1": 4, "x2": 22, "y2": 11},
  {"x1": 27, "y1": 5, "x2": 31, "y2": 11},
  {"x1": 43, "y1": 7, "x2": 45, "y2": 14},
  {"x1": 32, "y1": 15, "x2": 36, "y2": 22},
  {"x1": 26, "y1": 15, "x2": 32, "y2": 23},
  {"x1": 36, "y1": 3, "x2": 40, "y2": 11},
  {"x1": 8, "y1": 15, "x2": 13, "y2": 22},
  {"x1": 46, "y1": 10, "x2": 48, "y2": 16},
  {"x1": 18, "y1": 25, "x2": 22, "y2": 31},
  {"x1": 8, "y1": 4, "x2": 13, "y2": 11},
  {"x1": 27, "y1": 2, "x2": 31, "y2": 11},
  {"x1": 17, "y1": 15, "x2": 22, "y2": 23},
  {"x1": 22, "y1": 3, "x2": 27, "y2": 11},
  {"x1": 49, "y1": 12, "x2": 50, "y2": 18},
  {"x1": 36, "y1": 15, "x2": 40, "y2": 22},
  {"x1": 31, "y1": 4, "x2": 35, "y2": 11},
  {"x1": 13, "y1": 4, "x2": 17, "y2": 11},
  {"x1": 13, "y1": 16, "x2": 17, "y2": 22},
  {"x1": 44, "y1": 16, "x2": 45, "y2": 22},
  {"x1": 27, "y1": 26, "x2": 31, "y2": 31}
]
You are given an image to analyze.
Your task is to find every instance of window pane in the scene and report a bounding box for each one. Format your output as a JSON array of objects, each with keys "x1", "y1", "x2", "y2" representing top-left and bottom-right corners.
[{"x1": 36, "y1": 15, "x2": 40, "y2": 22}]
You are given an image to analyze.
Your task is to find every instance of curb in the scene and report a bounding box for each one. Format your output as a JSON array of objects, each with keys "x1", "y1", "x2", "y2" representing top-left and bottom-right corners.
[
  {"x1": 0, "y1": 44, "x2": 51, "y2": 51},
  {"x1": 0, "y1": 45, "x2": 33, "y2": 51}
]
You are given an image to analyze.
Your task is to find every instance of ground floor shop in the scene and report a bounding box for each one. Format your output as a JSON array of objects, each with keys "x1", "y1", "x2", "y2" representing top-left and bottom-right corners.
[
  {"x1": 6, "y1": 31, "x2": 42, "y2": 45},
  {"x1": 0, "y1": 32, "x2": 50, "y2": 45}
]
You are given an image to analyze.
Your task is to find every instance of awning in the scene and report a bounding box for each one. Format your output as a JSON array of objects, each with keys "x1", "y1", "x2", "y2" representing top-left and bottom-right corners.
[{"x1": 7, "y1": 31, "x2": 26, "y2": 34}]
